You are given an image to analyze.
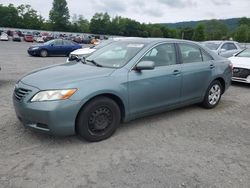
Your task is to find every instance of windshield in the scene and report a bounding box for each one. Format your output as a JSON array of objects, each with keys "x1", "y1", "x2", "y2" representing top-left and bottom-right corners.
[
  {"x1": 203, "y1": 42, "x2": 221, "y2": 50},
  {"x1": 93, "y1": 40, "x2": 114, "y2": 49},
  {"x1": 236, "y1": 48, "x2": 250, "y2": 58},
  {"x1": 86, "y1": 41, "x2": 145, "y2": 68}
]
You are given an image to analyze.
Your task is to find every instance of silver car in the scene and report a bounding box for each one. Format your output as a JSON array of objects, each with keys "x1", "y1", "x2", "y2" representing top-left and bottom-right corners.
[
  {"x1": 202, "y1": 41, "x2": 241, "y2": 58},
  {"x1": 13, "y1": 38, "x2": 232, "y2": 142}
]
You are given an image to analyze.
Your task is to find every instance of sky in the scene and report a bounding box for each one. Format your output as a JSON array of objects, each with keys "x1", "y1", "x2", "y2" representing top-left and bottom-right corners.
[{"x1": 1, "y1": 0, "x2": 250, "y2": 23}]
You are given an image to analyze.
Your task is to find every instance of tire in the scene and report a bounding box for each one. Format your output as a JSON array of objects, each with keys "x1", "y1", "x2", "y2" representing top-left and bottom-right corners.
[
  {"x1": 40, "y1": 50, "x2": 48, "y2": 57},
  {"x1": 201, "y1": 80, "x2": 222, "y2": 109},
  {"x1": 76, "y1": 97, "x2": 121, "y2": 142}
]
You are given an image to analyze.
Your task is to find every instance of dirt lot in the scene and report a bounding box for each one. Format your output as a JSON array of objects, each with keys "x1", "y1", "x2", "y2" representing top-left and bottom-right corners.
[{"x1": 0, "y1": 41, "x2": 250, "y2": 188}]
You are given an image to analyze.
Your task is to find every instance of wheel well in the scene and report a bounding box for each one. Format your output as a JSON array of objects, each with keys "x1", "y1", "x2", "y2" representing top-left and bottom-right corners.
[
  {"x1": 214, "y1": 77, "x2": 225, "y2": 94},
  {"x1": 75, "y1": 93, "x2": 126, "y2": 131},
  {"x1": 101, "y1": 94, "x2": 125, "y2": 121}
]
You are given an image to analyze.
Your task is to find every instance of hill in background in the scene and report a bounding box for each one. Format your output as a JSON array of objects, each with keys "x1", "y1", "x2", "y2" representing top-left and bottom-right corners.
[{"x1": 162, "y1": 18, "x2": 241, "y2": 31}]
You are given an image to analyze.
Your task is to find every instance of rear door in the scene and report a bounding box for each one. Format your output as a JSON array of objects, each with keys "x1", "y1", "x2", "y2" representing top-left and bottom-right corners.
[
  {"x1": 128, "y1": 43, "x2": 182, "y2": 116},
  {"x1": 178, "y1": 43, "x2": 214, "y2": 103}
]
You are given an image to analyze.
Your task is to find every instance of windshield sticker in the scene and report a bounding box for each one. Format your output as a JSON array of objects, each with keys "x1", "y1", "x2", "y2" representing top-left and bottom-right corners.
[{"x1": 127, "y1": 44, "x2": 144, "y2": 48}]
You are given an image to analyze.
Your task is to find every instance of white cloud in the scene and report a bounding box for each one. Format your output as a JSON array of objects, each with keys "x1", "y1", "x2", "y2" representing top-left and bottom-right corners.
[{"x1": 1, "y1": 0, "x2": 249, "y2": 23}]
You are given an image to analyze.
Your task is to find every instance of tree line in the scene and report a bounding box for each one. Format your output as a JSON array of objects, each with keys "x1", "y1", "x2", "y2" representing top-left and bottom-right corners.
[{"x1": 0, "y1": 0, "x2": 250, "y2": 42}]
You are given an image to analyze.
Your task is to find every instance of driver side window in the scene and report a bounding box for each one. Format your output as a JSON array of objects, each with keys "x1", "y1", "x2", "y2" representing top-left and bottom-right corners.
[
  {"x1": 140, "y1": 43, "x2": 177, "y2": 67},
  {"x1": 221, "y1": 43, "x2": 237, "y2": 51}
]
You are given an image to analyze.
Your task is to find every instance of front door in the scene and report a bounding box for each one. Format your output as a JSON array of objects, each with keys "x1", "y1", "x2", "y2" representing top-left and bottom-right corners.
[{"x1": 128, "y1": 43, "x2": 182, "y2": 116}]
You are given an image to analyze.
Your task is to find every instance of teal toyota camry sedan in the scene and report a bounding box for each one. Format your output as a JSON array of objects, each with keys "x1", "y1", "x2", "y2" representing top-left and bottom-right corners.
[{"x1": 13, "y1": 38, "x2": 232, "y2": 142}]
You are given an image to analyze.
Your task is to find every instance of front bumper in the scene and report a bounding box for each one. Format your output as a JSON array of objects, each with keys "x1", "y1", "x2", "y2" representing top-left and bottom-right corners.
[
  {"x1": 232, "y1": 67, "x2": 250, "y2": 84},
  {"x1": 27, "y1": 49, "x2": 40, "y2": 56},
  {"x1": 232, "y1": 77, "x2": 250, "y2": 84},
  {"x1": 13, "y1": 82, "x2": 82, "y2": 136}
]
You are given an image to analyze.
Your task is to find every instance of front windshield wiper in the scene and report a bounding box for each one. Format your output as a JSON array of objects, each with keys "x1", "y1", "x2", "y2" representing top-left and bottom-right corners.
[{"x1": 86, "y1": 59, "x2": 103, "y2": 67}]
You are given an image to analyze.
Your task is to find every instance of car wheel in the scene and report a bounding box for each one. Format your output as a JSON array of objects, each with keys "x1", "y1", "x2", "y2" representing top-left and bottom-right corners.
[
  {"x1": 76, "y1": 97, "x2": 121, "y2": 142},
  {"x1": 40, "y1": 50, "x2": 48, "y2": 57},
  {"x1": 202, "y1": 80, "x2": 222, "y2": 109}
]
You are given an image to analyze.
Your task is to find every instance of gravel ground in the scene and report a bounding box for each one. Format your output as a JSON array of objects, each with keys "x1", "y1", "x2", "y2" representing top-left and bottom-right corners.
[{"x1": 0, "y1": 41, "x2": 250, "y2": 188}]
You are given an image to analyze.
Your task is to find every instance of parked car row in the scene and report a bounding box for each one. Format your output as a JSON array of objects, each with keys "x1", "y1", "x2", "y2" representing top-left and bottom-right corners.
[{"x1": 0, "y1": 29, "x2": 106, "y2": 44}]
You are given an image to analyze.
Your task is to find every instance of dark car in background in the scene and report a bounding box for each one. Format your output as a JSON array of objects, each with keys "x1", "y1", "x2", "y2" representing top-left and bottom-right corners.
[
  {"x1": 27, "y1": 39, "x2": 82, "y2": 57},
  {"x1": 12, "y1": 33, "x2": 21, "y2": 42}
]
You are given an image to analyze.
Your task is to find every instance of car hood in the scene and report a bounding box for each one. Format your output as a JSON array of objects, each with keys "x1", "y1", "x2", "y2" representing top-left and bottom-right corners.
[
  {"x1": 21, "y1": 62, "x2": 115, "y2": 90},
  {"x1": 70, "y1": 48, "x2": 96, "y2": 55},
  {"x1": 29, "y1": 44, "x2": 43, "y2": 49},
  {"x1": 229, "y1": 57, "x2": 250, "y2": 69}
]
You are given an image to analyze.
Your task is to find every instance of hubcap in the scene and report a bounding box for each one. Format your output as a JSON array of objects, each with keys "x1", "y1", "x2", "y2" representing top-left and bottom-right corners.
[
  {"x1": 88, "y1": 106, "x2": 113, "y2": 135},
  {"x1": 208, "y1": 84, "x2": 221, "y2": 105},
  {"x1": 41, "y1": 51, "x2": 47, "y2": 57}
]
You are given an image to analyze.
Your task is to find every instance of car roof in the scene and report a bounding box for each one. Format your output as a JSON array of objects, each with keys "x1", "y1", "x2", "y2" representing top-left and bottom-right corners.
[
  {"x1": 112, "y1": 38, "x2": 200, "y2": 45},
  {"x1": 204, "y1": 40, "x2": 238, "y2": 43}
]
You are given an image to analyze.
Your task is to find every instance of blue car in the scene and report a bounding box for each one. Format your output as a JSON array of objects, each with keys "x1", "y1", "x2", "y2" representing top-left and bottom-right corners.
[
  {"x1": 14, "y1": 38, "x2": 232, "y2": 142},
  {"x1": 27, "y1": 39, "x2": 82, "y2": 57}
]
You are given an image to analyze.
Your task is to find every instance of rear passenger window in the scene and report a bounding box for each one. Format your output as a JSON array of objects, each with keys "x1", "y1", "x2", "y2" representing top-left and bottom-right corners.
[
  {"x1": 201, "y1": 51, "x2": 213, "y2": 61},
  {"x1": 140, "y1": 43, "x2": 177, "y2": 67},
  {"x1": 179, "y1": 44, "x2": 202, "y2": 63},
  {"x1": 63, "y1": 40, "x2": 73, "y2": 45}
]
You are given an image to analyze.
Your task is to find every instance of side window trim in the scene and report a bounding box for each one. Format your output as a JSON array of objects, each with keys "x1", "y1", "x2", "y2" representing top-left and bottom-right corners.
[{"x1": 200, "y1": 49, "x2": 214, "y2": 62}]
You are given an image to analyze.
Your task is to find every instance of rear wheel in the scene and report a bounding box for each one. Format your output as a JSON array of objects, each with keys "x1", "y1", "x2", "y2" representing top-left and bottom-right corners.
[
  {"x1": 40, "y1": 50, "x2": 48, "y2": 57},
  {"x1": 76, "y1": 97, "x2": 121, "y2": 142},
  {"x1": 202, "y1": 80, "x2": 222, "y2": 109}
]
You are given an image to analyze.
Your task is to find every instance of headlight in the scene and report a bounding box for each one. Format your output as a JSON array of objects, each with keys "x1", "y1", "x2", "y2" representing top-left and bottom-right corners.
[
  {"x1": 32, "y1": 47, "x2": 39, "y2": 50},
  {"x1": 31, "y1": 89, "x2": 77, "y2": 102}
]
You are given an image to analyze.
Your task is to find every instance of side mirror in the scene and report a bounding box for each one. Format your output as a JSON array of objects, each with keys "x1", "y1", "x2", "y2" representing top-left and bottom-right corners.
[
  {"x1": 136, "y1": 61, "x2": 155, "y2": 71},
  {"x1": 50, "y1": 43, "x2": 54, "y2": 46}
]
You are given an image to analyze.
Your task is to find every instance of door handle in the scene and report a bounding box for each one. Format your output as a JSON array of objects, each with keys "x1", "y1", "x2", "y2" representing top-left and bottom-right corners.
[
  {"x1": 173, "y1": 70, "x2": 181, "y2": 75},
  {"x1": 210, "y1": 64, "x2": 215, "y2": 69}
]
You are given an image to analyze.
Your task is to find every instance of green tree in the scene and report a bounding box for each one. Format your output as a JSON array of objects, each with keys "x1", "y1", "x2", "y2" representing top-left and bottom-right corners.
[
  {"x1": 90, "y1": 12, "x2": 111, "y2": 34},
  {"x1": 49, "y1": 0, "x2": 70, "y2": 31},
  {"x1": 71, "y1": 14, "x2": 89, "y2": 32},
  {"x1": 192, "y1": 23, "x2": 205, "y2": 41},
  {"x1": 179, "y1": 27, "x2": 194, "y2": 40},
  {"x1": 0, "y1": 4, "x2": 20, "y2": 28},
  {"x1": 17, "y1": 4, "x2": 44, "y2": 29},
  {"x1": 204, "y1": 20, "x2": 228, "y2": 40},
  {"x1": 234, "y1": 24, "x2": 249, "y2": 42},
  {"x1": 239, "y1": 17, "x2": 250, "y2": 26},
  {"x1": 151, "y1": 27, "x2": 163, "y2": 37}
]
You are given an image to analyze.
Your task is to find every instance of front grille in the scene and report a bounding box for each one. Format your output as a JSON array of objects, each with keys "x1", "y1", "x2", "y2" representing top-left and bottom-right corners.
[
  {"x1": 233, "y1": 67, "x2": 250, "y2": 79},
  {"x1": 14, "y1": 88, "x2": 31, "y2": 101}
]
